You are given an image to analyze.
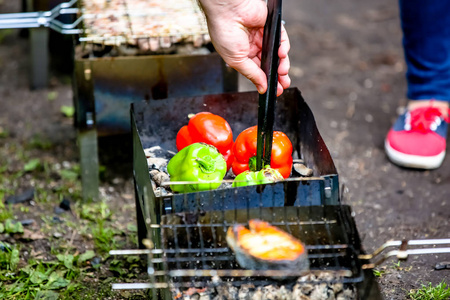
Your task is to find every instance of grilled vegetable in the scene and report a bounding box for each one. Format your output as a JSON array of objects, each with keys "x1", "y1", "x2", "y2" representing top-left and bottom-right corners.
[
  {"x1": 232, "y1": 166, "x2": 283, "y2": 187},
  {"x1": 227, "y1": 219, "x2": 309, "y2": 271},
  {"x1": 176, "y1": 112, "x2": 234, "y2": 170},
  {"x1": 167, "y1": 143, "x2": 227, "y2": 193},
  {"x1": 232, "y1": 126, "x2": 293, "y2": 178}
]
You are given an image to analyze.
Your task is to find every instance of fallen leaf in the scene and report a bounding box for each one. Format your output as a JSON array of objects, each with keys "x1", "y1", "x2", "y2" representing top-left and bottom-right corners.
[
  {"x1": 18, "y1": 228, "x2": 46, "y2": 241},
  {"x1": 78, "y1": 250, "x2": 96, "y2": 264},
  {"x1": 57, "y1": 254, "x2": 74, "y2": 270},
  {"x1": 24, "y1": 158, "x2": 41, "y2": 172},
  {"x1": 30, "y1": 269, "x2": 48, "y2": 284},
  {"x1": 45, "y1": 271, "x2": 70, "y2": 289},
  {"x1": 35, "y1": 290, "x2": 59, "y2": 300}
]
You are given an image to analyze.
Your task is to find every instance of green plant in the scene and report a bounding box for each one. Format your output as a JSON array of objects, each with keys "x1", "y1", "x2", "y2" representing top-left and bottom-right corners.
[
  {"x1": 27, "y1": 135, "x2": 53, "y2": 150},
  {"x1": 392, "y1": 261, "x2": 401, "y2": 269},
  {"x1": 0, "y1": 202, "x2": 13, "y2": 222},
  {"x1": 60, "y1": 105, "x2": 75, "y2": 118},
  {"x1": 80, "y1": 200, "x2": 111, "y2": 222},
  {"x1": 47, "y1": 91, "x2": 58, "y2": 101},
  {"x1": 4, "y1": 219, "x2": 24, "y2": 234},
  {"x1": 23, "y1": 158, "x2": 42, "y2": 172},
  {"x1": 92, "y1": 221, "x2": 118, "y2": 254},
  {"x1": 373, "y1": 269, "x2": 386, "y2": 277},
  {"x1": 0, "y1": 250, "x2": 97, "y2": 299},
  {"x1": 0, "y1": 126, "x2": 9, "y2": 138},
  {"x1": 408, "y1": 281, "x2": 450, "y2": 300},
  {"x1": 0, "y1": 244, "x2": 20, "y2": 271}
]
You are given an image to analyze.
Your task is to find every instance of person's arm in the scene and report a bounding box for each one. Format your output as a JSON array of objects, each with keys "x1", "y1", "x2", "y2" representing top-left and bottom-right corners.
[{"x1": 198, "y1": 0, "x2": 291, "y2": 96}]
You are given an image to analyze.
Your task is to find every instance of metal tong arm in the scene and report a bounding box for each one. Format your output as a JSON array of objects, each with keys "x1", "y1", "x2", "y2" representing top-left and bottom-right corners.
[
  {"x1": 256, "y1": 0, "x2": 282, "y2": 170},
  {"x1": 0, "y1": 0, "x2": 82, "y2": 34},
  {"x1": 359, "y1": 238, "x2": 450, "y2": 269}
]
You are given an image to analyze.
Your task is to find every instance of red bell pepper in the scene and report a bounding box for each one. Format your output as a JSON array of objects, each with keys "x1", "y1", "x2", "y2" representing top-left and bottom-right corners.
[
  {"x1": 176, "y1": 112, "x2": 234, "y2": 170},
  {"x1": 232, "y1": 126, "x2": 293, "y2": 178}
]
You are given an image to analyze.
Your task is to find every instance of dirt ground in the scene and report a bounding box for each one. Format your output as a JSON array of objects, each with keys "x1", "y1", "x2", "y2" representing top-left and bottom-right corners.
[{"x1": 0, "y1": 0, "x2": 449, "y2": 299}]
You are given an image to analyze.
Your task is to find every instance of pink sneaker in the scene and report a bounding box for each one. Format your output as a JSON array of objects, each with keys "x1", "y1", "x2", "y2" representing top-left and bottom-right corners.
[{"x1": 385, "y1": 106, "x2": 449, "y2": 169}]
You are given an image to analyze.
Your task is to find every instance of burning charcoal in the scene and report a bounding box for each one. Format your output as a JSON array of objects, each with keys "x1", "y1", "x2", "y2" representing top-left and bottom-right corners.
[
  {"x1": 238, "y1": 285, "x2": 252, "y2": 299},
  {"x1": 215, "y1": 283, "x2": 238, "y2": 300},
  {"x1": 5, "y1": 188, "x2": 35, "y2": 205},
  {"x1": 147, "y1": 157, "x2": 169, "y2": 171},
  {"x1": 251, "y1": 289, "x2": 263, "y2": 300},
  {"x1": 342, "y1": 288, "x2": 355, "y2": 299},
  {"x1": 154, "y1": 187, "x2": 170, "y2": 197},
  {"x1": 309, "y1": 283, "x2": 330, "y2": 300},
  {"x1": 298, "y1": 273, "x2": 317, "y2": 282},
  {"x1": 317, "y1": 271, "x2": 335, "y2": 282},
  {"x1": 298, "y1": 283, "x2": 314, "y2": 295},
  {"x1": 149, "y1": 169, "x2": 170, "y2": 187},
  {"x1": 294, "y1": 163, "x2": 313, "y2": 177},
  {"x1": 144, "y1": 146, "x2": 176, "y2": 160},
  {"x1": 292, "y1": 287, "x2": 311, "y2": 299},
  {"x1": 331, "y1": 283, "x2": 344, "y2": 294},
  {"x1": 277, "y1": 286, "x2": 290, "y2": 299},
  {"x1": 218, "y1": 181, "x2": 232, "y2": 189}
]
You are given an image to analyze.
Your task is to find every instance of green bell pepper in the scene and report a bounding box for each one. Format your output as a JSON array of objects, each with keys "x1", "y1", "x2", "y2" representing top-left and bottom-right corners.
[
  {"x1": 167, "y1": 142, "x2": 227, "y2": 193},
  {"x1": 232, "y1": 166, "x2": 284, "y2": 187}
]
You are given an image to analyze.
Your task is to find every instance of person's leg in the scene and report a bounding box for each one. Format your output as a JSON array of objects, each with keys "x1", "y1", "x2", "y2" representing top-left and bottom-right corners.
[
  {"x1": 400, "y1": 0, "x2": 450, "y2": 105},
  {"x1": 385, "y1": 0, "x2": 450, "y2": 169}
]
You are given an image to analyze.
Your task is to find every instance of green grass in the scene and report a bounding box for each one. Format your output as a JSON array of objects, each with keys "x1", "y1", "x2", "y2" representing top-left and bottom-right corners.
[
  {"x1": 0, "y1": 249, "x2": 94, "y2": 299},
  {"x1": 408, "y1": 281, "x2": 450, "y2": 300}
]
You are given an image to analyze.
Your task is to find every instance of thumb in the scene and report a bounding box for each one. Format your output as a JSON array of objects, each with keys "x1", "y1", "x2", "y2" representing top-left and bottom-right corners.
[{"x1": 233, "y1": 58, "x2": 268, "y2": 94}]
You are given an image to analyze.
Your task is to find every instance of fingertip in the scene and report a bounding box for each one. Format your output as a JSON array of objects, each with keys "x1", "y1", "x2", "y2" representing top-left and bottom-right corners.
[
  {"x1": 256, "y1": 84, "x2": 266, "y2": 94},
  {"x1": 276, "y1": 82, "x2": 283, "y2": 97},
  {"x1": 278, "y1": 75, "x2": 291, "y2": 92}
]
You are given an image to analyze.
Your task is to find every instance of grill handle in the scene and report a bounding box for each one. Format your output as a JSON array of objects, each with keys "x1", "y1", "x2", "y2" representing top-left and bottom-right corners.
[
  {"x1": 0, "y1": 0, "x2": 82, "y2": 34},
  {"x1": 256, "y1": 0, "x2": 282, "y2": 170},
  {"x1": 359, "y1": 238, "x2": 450, "y2": 269}
]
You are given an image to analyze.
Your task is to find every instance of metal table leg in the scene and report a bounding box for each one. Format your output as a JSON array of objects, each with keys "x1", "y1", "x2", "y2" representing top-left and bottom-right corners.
[
  {"x1": 77, "y1": 128, "x2": 99, "y2": 201},
  {"x1": 74, "y1": 60, "x2": 99, "y2": 200}
]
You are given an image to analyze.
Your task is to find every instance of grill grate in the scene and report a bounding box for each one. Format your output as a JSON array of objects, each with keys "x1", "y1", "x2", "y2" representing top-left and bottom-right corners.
[
  {"x1": 0, "y1": 0, "x2": 211, "y2": 52},
  {"x1": 80, "y1": 0, "x2": 210, "y2": 49},
  {"x1": 134, "y1": 203, "x2": 366, "y2": 297}
]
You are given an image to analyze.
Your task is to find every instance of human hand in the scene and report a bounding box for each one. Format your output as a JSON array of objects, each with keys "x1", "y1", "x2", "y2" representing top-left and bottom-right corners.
[{"x1": 199, "y1": 0, "x2": 291, "y2": 96}]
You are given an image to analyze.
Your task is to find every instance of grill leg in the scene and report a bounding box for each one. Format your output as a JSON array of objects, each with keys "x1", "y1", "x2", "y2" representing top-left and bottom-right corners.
[
  {"x1": 134, "y1": 181, "x2": 148, "y2": 249},
  {"x1": 29, "y1": 27, "x2": 49, "y2": 89},
  {"x1": 78, "y1": 129, "x2": 100, "y2": 201}
]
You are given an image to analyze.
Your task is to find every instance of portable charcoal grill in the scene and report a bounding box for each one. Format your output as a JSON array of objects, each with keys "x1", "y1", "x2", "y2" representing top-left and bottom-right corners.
[
  {"x1": 110, "y1": 88, "x2": 450, "y2": 299},
  {"x1": 121, "y1": 88, "x2": 377, "y2": 299},
  {"x1": 0, "y1": 0, "x2": 238, "y2": 199}
]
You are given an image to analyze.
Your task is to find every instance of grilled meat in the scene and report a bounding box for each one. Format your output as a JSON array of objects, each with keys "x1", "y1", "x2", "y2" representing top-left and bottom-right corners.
[{"x1": 226, "y1": 219, "x2": 310, "y2": 271}]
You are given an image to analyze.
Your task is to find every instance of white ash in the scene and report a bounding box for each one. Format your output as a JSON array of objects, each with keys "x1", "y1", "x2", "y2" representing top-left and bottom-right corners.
[
  {"x1": 293, "y1": 163, "x2": 313, "y2": 177},
  {"x1": 149, "y1": 169, "x2": 170, "y2": 186},
  {"x1": 171, "y1": 271, "x2": 356, "y2": 300}
]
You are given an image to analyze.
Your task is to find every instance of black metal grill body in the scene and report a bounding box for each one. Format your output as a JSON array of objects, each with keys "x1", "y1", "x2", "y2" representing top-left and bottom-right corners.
[
  {"x1": 73, "y1": 51, "x2": 237, "y2": 200},
  {"x1": 158, "y1": 205, "x2": 381, "y2": 299},
  {"x1": 74, "y1": 52, "x2": 237, "y2": 136},
  {"x1": 132, "y1": 88, "x2": 339, "y2": 240},
  {"x1": 131, "y1": 88, "x2": 382, "y2": 299}
]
